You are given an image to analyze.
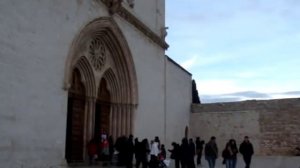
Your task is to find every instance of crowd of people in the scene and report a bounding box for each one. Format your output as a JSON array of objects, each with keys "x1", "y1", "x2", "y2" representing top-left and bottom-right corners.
[
  {"x1": 87, "y1": 133, "x2": 167, "y2": 168},
  {"x1": 87, "y1": 133, "x2": 254, "y2": 168}
]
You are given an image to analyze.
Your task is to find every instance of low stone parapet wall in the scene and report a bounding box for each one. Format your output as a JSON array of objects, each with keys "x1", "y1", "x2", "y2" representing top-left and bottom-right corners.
[{"x1": 190, "y1": 98, "x2": 300, "y2": 155}]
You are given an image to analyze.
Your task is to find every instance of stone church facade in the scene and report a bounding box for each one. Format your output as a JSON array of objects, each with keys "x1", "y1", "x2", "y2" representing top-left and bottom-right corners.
[{"x1": 0, "y1": 1, "x2": 192, "y2": 167}]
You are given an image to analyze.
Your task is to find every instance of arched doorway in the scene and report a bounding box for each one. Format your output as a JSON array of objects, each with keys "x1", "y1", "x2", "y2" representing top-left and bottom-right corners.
[
  {"x1": 65, "y1": 68, "x2": 86, "y2": 163},
  {"x1": 64, "y1": 17, "x2": 138, "y2": 163},
  {"x1": 95, "y1": 79, "x2": 111, "y2": 138}
]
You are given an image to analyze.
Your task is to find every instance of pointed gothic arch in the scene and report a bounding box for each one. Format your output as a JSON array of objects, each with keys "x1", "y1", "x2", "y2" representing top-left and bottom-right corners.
[
  {"x1": 64, "y1": 17, "x2": 138, "y2": 163},
  {"x1": 64, "y1": 17, "x2": 138, "y2": 105}
]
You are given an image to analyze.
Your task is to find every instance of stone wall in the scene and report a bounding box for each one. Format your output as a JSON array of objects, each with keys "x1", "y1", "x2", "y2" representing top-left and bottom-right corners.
[
  {"x1": 165, "y1": 56, "x2": 192, "y2": 147},
  {"x1": 190, "y1": 98, "x2": 300, "y2": 155}
]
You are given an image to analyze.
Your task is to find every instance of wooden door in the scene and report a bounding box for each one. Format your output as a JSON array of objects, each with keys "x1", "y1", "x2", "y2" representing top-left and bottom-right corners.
[
  {"x1": 95, "y1": 79, "x2": 111, "y2": 137},
  {"x1": 66, "y1": 69, "x2": 85, "y2": 163}
]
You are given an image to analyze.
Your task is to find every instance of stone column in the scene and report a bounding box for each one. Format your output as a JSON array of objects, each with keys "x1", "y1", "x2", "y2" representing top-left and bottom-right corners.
[
  {"x1": 126, "y1": 104, "x2": 131, "y2": 135},
  {"x1": 109, "y1": 103, "x2": 113, "y2": 136},
  {"x1": 130, "y1": 104, "x2": 136, "y2": 135},
  {"x1": 121, "y1": 105, "x2": 126, "y2": 136},
  {"x1": 84, "y1": 97, "x2": 96, "y2": 160},
  {"x1": 111, "y1": 104, "x2": 117, "y2": 140},
  {"x1": 117, "y1": 104, "x2": 122, "y2": 137}
]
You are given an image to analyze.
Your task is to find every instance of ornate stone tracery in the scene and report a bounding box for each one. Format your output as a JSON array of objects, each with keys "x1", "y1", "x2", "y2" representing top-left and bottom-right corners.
[
  {"x1": 64, "y1": 17, "x2": 138, "y2": 162},
  {"x1": 88, "y1": 38, "x2": 107, "y2": 71}
]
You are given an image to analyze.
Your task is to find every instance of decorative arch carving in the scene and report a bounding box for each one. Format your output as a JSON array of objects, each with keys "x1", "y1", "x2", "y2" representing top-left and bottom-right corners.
[
  {"x1": 64, "y1": 17, "x2": 139, "y2": 160},
  {"x1": 64, "y1": 17, "x2": 138, "y2": 105},
  {"x1": 73, "y1": 56, "x2": 96, "y2": 98},
  {"x1": 88, "y1": 37, "x2": 108, "y2": 71}
]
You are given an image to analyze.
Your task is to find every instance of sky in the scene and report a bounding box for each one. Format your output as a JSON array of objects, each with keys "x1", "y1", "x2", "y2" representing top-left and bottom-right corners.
[{"x1": 165, "y1": 0, "x2": 300, "y2": 103}]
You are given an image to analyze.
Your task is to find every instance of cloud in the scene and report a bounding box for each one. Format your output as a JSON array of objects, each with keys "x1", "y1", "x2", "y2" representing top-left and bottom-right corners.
[
  {"x1": 269, "y1": 91, "x2": 300, "y2": 99},
  {"x1": 196, "y1": 79, "x2": 246, "y2": 95},
  {"x1": 282, "y1": 91, "x2": 300, "y2": 95},
  {"x1": 223, "y1": 91, "x2": 271, "y2": 98},
  {"x1": 179, "y1": 52, "x2": 240, "y2": 70},
  {"x1": 200, "y1": 96, "x2": 241, "y2": 103},
  {"x1": 181, "y1": 55, "x2": 197, "y2": 69},
  {"x1": 200, "y1": 90, "x2": 300, "y2": 103}
]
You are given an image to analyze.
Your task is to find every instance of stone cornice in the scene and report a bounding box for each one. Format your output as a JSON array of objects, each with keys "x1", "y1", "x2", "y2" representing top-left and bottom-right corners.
[{"x1": 100, "y1": 0, "x2": 169, "y2": 50}]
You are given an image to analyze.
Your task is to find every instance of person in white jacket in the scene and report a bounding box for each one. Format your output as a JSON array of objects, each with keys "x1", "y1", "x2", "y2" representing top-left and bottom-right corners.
[{"x1": 149, "y1": 138, "x2": 160, "y2": 168}]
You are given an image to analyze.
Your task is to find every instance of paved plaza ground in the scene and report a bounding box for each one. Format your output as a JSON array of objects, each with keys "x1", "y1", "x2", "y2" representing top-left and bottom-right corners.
[
  {"x1": 192, "y1": 156, "x2": 300, "y2": 168},
  {"x1": 76, "y1": 156, "x2": 300, "y2": 168}
]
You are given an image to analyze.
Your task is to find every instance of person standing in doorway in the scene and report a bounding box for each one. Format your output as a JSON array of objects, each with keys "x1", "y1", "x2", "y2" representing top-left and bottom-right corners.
[
  {"x1": 204, "y1": 136, "x2": 218, "y2": 168},
  {"x1": 195, "y1": 137, "x2": 205, "y2": 166},
  {"x1": 239, "y1": 136, "x2": 254, "y2": 168}
]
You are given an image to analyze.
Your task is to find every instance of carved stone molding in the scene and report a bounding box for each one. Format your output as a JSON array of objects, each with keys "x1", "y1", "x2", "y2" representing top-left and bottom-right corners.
[
  {"x1": 88, "y1": 38, "x2": 107, "y2": 71},
  {"x1": 107, "y1": 0, "x2": 123, "y2": 15},
  {"x1": 126, "y1": 0, "x2": 135, "y2": 8},
  {"x1": 100, "y1": 0, "x2": 169, "y2": 50}
]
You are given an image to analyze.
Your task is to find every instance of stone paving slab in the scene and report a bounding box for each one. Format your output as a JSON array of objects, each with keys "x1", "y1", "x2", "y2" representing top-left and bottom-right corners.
[
  {"x1": 75, "y1": 156, "x2": 300, "y2": 168},
  {"x1": 182, "y1": 156, "x2": 300, "y2": 168}
]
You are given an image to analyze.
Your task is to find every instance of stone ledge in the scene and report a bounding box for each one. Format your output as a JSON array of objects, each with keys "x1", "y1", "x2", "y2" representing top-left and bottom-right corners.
[{"x1": 100, "y1": 0, "x2": 169, "y2": 50}]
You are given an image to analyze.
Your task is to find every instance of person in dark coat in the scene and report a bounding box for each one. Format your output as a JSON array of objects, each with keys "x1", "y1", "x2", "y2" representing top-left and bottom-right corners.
[
  {"x1": 188, "y1": 138, "x2": 196, "y2": 168},
  {"x1": 168, "y1": 142, "x2": 180, "y2": 168},
  {"x1": 204, "y1": 136, "x2": 218, "y2": 168},
  {"x1": 222, "y1": 139, "x2": 238, "y2": 168},
  {"x1": 239, "y1": 136, "x2": 254, "y2": 168},
  {"x1": 135, "y1": 138, "x2": 143, "y2": 168},
  {"x1": 108, "y1": 136, "x2": 114, "y2": 163},
  {"x1": 195, "y1": 137, "x2": 205, "y2": 166},
  {"x1": 180, "y1": 138, "x2": 189, "y2": 168},
  {"x1": 115, "y1": 136, "x2": 127, "y2": 166},
  {"x1": 126, "y1": 135, "x2": 135, "y2": 168},
  {"x1": 141, "y1": 139, "x2": 150, "y2": 168}
]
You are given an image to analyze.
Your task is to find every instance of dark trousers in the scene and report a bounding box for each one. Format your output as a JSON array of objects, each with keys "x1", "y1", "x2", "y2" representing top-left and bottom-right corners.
[
  {"x1": 142, "y1": 157, "x2": 148, "y2": 168},
  {"x1": 243, "y1": 155, "x2": 252, "y2": 168},
  {"x1": 174, "y1": 159, "x2": 180, "y2": 168},
  {"x1": 206, "y1": 157, "x2": 216, "y2": 168},
  {"x1": 126, "y1": 154, "x2": 133, "y2": 168},
  {"x1": 181, "y1": 159, "x2": 187, "y2": 168},
  {"x1": 196, "y1": 153, "x2": 202, "y2": 165},
  {"x1": 136, "y1": 157, "x2": 142, "y2": 168},
  {"x1": 149, "y1": 155, "x2": 158, "y2": 168},
  {"x1": 187, "y1": 158, "x2": 195, "y2": 168},
  {"x1": 136, "y1": 156, "x2": 148, "y2": 168}
]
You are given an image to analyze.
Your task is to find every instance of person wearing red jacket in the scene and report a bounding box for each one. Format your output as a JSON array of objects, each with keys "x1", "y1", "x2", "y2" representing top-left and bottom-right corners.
[{"x1": 87, "y1": 138, "x2": 98, "y2": 165}]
